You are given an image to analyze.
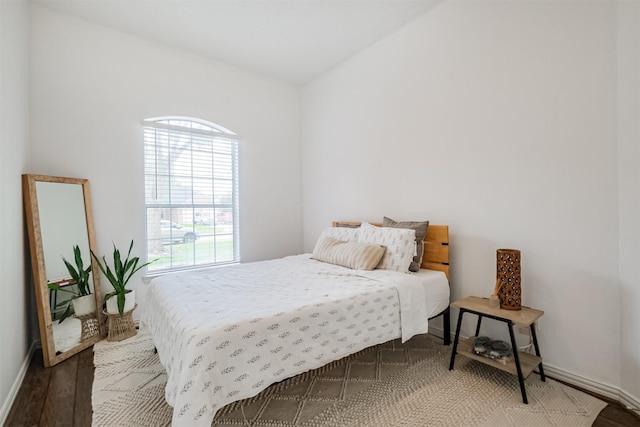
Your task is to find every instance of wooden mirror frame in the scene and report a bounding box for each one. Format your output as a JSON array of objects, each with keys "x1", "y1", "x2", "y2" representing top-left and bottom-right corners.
[{"x1": 23, "y1": 174, "x2": 106, "y2": 367}]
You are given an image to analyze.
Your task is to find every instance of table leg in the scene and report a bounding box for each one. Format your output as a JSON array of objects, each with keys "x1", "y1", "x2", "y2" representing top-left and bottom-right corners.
[
  {"x1": 449, "y1": 309, "x2": 465, "y2": 370},
  {"x1": 507, "y1": 320, "x2": 528, "y2": 404},
  {"x1": 50, "y1": 289, "x2": 56, "y2": 319},
  {"x1": 530, "y1": 323, "x2": 545, "y2": 381},
  {"x1": 474, "y1": 315, "x2": 483, "y2": 337}
]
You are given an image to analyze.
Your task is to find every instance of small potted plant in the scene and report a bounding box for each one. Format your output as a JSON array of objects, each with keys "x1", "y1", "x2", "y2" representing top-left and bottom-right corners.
[
  {"x1": 48, "y1": 245, "x2": 95, "y2": 323},
  {"x1": 91, "y1": 240, "x2": 154, "y2": 315}
]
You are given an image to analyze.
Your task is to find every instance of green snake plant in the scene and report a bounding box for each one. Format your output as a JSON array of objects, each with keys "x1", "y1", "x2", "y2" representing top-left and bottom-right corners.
[
  {"x1": 48, "y1": 245, "x2": 92, "y2": 323},
  {"x1": 91, "y1": 240, "x2": 154, "y2": 315}
]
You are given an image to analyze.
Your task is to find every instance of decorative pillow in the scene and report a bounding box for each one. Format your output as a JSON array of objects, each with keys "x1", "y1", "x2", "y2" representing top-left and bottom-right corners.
[
  {"x1": 382, "y1": 217, "x2": 429, "y2": 272},
  {"x1": 317, "y1": 226, "x2": 360, "y2": 242},
  {"x1": 357, "y1": 222, "x2": 416, "y2": 272},
  {"x1": 312, "y1": 236, "x2": 386, "y2": 270}
]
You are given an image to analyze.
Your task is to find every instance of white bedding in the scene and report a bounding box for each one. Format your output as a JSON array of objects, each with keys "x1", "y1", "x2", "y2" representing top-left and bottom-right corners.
[{"x1": 144, "y1": 254, "x2": 449, "y2": 427}]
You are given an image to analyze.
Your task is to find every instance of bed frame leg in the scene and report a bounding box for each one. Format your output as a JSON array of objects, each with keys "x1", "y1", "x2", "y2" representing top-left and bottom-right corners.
[{"x1": 443, "y1": 308, "x2": 451, "y2": 346}]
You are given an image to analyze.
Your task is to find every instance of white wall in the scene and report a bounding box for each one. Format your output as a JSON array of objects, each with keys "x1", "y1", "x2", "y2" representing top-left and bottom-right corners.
[
  {"x1": 0, "y1": 0, "x2": 31, "y2": 422},
  {"x1": 29, "y1": 5, "x2": 302, "y2": 320},
  {"x1": 302, "y1": 0, "x2": 622, "y2": 391},
  {"x1": 617, "y1": 0, "x2": 640, "y2": 408}
]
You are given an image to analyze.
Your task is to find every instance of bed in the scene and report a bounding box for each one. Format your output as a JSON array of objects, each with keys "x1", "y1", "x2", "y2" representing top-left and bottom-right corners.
[{"x1": 144, "y1": 221, "x2": 450, "y2": 426}]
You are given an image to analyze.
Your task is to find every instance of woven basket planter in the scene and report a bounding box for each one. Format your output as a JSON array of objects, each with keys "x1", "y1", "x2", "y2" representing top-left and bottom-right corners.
[
  {"x1": 75, "y1": 313, "x2": 100, "y2": 342},
  {"x1": 105, "y1": 304, "x2": 137, "y2": 342}
]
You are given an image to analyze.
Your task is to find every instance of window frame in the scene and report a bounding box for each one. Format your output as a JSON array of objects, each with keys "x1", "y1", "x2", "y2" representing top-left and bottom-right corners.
[{"x1": 142, "y1": 117, "x2": 240, "y2": 274}]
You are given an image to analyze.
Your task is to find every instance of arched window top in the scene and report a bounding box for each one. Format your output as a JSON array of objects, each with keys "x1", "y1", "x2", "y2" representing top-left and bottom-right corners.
[{"x1": 144, "y1": 116, "x2": 237, "y2": 137}]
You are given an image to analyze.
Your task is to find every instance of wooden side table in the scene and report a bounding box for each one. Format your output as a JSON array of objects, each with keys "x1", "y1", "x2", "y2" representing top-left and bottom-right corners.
[{"x1": 448, "y1": 296, "x2": 545, "y2": 404}]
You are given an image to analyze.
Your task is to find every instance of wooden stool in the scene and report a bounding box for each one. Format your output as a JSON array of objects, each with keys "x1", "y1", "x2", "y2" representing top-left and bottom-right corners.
[{"x1": 104, "y1": 304, "x2": 137, "y2": 342}]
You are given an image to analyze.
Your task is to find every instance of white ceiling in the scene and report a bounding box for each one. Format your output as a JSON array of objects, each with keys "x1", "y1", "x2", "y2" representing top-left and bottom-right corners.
[{"x1": 31, "y1": 0, "x2": 442, "y2": 85}]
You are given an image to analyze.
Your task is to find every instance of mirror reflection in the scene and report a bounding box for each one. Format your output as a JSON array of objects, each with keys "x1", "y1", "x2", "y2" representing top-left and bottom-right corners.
[
  {"x1": 23, "y1": 174, "x2": 105, "y2": 367},
  {"x1": 37, "y1": 181, "x2": 95, "y2": 353}
]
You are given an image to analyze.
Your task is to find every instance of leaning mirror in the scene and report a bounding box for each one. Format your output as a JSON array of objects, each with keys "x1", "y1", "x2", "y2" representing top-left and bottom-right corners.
[{"x1": 23, "y1": 174, "x2": 105, "y2": 367}]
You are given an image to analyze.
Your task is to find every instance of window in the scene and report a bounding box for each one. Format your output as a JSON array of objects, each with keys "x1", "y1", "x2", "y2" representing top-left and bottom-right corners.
[{"x1": 143, "y1": 117, "x2": 239, "y2": 273}]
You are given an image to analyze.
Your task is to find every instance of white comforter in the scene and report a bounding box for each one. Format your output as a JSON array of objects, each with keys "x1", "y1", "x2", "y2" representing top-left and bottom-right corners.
[{"x1": 144, "y1": 254, "x2": 434, "y2": 426}]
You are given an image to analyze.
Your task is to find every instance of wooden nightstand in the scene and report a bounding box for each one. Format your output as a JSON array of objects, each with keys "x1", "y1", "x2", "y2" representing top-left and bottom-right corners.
[{"x1": 448, "y1": 296, "x2": 545, "y2": 404}]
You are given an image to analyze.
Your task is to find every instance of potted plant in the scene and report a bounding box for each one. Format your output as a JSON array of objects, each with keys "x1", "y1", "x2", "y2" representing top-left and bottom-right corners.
[
  {"x1": 48, "y1": 245, "x2": 95, "y2": 323},
  {"x1": 91, "y1": 240, "x2": 154, "y2": 315}
]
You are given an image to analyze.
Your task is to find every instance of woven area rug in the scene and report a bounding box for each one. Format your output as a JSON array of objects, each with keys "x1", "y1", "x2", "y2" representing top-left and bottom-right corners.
[{"x1": 92, "y1": 332, "x2": 606, "y2": 426}]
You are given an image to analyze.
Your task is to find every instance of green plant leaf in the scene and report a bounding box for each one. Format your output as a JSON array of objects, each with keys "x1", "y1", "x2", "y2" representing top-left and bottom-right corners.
[
  {"x1": 47, "y1": 284, "x2": 78, "y2": 295},
  {"x1": 55, "y1": 299, "x2": 73, "y2": 308},
  {"x1": 62, "y1": 245, "x2": 92, "y2": 297},
  {"x1": 57, "y1": 303, "x2": 73, "y2": 324},
  {"x1": 117, "y1": 292, "x2": 126, "y2": 315},
  {"x1": 92, "y1": 240, "x2": 155, "y2": 314},
  {"x1": 74, "y1": 245, "x2": 84, "y2": 272}
]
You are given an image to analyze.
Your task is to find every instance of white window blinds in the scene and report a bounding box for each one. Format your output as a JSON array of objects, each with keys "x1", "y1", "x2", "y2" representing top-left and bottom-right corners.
[{"x1": 143, "y1": 117, "x2": 239, "y2": 272}]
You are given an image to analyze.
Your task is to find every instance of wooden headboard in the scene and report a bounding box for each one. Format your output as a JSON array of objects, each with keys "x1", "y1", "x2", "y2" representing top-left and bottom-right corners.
[{"x1": 332, "y1": 222, "x2": 450, "y2": 282}]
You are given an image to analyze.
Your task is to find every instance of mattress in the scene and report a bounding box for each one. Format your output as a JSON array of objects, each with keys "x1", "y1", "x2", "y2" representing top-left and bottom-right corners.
[
  {"x1": 413, "y1": 268, "x2": 451, "y2": 319},
  {"x1": 143, "y1": 254, "x2": 449, "y2": 426}
]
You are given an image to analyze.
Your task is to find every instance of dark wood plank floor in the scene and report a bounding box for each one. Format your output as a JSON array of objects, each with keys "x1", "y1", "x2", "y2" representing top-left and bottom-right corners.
[
  {"x1": 5, "y1": 347, "x2": 640, "y2": 426},
  {"x1": 5, "y1": 348, "x2": 94, "y2": 427}
]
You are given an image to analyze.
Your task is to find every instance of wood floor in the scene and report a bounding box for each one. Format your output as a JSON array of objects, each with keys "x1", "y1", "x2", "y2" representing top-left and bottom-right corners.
[{"x1": 5, "y1": 347, "x2": 640, "y2": 426}]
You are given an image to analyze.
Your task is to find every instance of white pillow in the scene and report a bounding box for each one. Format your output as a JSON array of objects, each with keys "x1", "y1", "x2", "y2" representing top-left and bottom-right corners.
[
  {"x1": 317, "y1": 226, "x2": 360, "y2": 242},
  {"x1": 357, "y1": 222, "x2": 416, "y2": 272},
  {"x1": 312, "y1": 236, "x2": 386, "y2": 270}
]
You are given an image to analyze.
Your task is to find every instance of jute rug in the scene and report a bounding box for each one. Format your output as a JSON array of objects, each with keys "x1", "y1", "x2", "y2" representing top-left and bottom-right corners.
[{"x1": 92, "y1": 332, "x2": 606, "y2": 426}]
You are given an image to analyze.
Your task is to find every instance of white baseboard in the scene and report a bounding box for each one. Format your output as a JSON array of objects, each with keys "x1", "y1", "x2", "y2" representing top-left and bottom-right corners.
[
  {"x1": 428, "y1": 324, "x2": 445, "y2": 341},
  {"x1": 543, "y1": 364, "x2": 620, "y2": 400},
  {"x1": 0, "y1": 340, "x2": 38, "y2": 426},
  {"x1": 544, "y1": 364, "x2": 640, "y2": 414},
  {"x1": 619, "y1": 388, "x2": 640, "y2": 415}
]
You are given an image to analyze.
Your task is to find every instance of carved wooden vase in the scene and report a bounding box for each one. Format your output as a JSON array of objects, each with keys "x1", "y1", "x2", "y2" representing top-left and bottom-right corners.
[{"x1": 497, "y1": 249, "x2": 521, "y2": 310}]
